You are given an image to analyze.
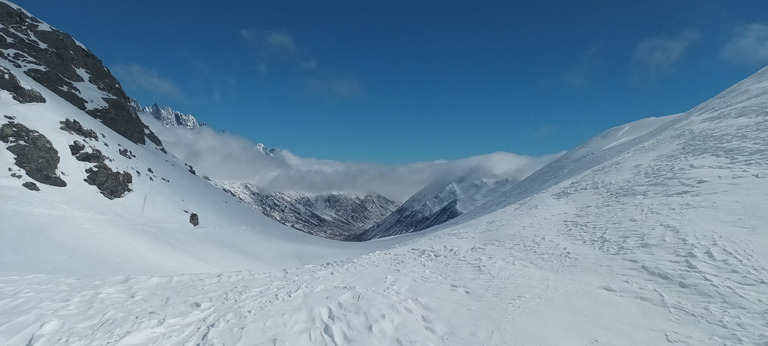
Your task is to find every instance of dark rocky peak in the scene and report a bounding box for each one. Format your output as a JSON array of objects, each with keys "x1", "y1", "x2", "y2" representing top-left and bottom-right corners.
[{"x1": 0, "y1": 1, "x2": 164, "y2": 147}]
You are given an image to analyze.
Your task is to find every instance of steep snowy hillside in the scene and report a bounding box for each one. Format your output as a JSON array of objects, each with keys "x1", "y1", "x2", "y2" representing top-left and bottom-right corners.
[
  {"x1": 214, "y1": 181, "x2": 400, "y2": 240},
  {"x1": 1, "y1": 65, "x2": 766, "y2": 345},
  {"x1": 0, "y1": 1, "x2": 163, "y2": 147},
  {"x1": 0, "y1": 0, "x2": 397, "y2": 276},
  {"x1": 130, "y1": 100, "x2": 201, "y2": 131}
]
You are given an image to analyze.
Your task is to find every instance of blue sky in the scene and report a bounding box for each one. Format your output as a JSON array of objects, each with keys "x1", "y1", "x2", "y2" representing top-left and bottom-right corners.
[{"x1": 14, "y1": 1, "x2": 768, "y2": 163}]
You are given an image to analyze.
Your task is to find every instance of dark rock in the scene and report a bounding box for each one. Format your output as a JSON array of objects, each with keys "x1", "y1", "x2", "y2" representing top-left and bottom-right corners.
[
  {"x1": 186, "y1": 164, "x2": 196, "y2": 175},
  {"x1": 22, "y1": 181, "x2": 39, "y2": 191},
  {"x1": 3, "y1": 115, "x2": 14, "y2": 120},
  {"x1": 147, "y1": 167, "x2": 153, "y2": 173},
  {"x1": 75, "y1": 148, "x2": 106, "y2": 163},
  {"x1": 11, "y1": 172, "x2": 21, "y2": 178},
  {"x1": 0, "y1": 66, "x2": 45, "y2": 103},
  {"x1": 68, "y1": 140, "x2": 85, "y2": 155},
  {"x1": 7, "y1": 167, "x2": 11, "y2": 171},
  {"x1": 0, "y1": 122, "x2": 66, "y2": 187},
  {"x1": 118, "y1": 148, "x2": 131, "y2": 159},
  {"x1": 84, "y1": 162, "x2": 132, "y2": 199},
  {"x1": 189, "y1": 213, "x2": 199, "y2": 227},
  {"x1": 59, "y1": 118, "x2": 98, "y2": 140}
]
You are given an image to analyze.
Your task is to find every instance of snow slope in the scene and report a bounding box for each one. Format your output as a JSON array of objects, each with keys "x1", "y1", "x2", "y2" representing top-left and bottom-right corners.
[
  {"x1": 0, "y1": 0, "x2": 400, "y2": 276},
  {"x1": 2, "y1": 63, "x2": 766, "y2": 344},
  {"x1": 0, "y1": 70, "x2": 395, "y2": 275},
  {"x1": 1, "y1": 1, "x2": 767, "y2": 344}
]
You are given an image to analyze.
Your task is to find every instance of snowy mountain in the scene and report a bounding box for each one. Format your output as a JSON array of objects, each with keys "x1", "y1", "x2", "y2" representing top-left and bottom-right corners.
[
  {"x1": 3, "y1": 63, "x2": 766, "y2": 344},
  {"x1": 358, "y1": 153, "x2": 553, "y2": 240},
  {"x1": 0, "y1": 0, "x2": 395, "y2": 276},
  {"x1": 130, "y1": 103, "x2": 396, "y2": 239},
  {"x1": 214, "y1": 181, "x2": 400, "y2": 240},
  {"x1": 0, "y1": 2, "x2": 164, "y2": 148},
  {"x1": 130, "y1": 99, "x2": 201, "y2": 131},
  {"x1": 2, "y1": 1, "x2": 767, "y2": 344}
]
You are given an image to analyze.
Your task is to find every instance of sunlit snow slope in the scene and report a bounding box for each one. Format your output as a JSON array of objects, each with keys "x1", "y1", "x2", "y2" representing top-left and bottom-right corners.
[
  {"x1": 0, "y1": 0, "x2": 395, "y2": 276},
  {"x1": 1, "y1": 0, "x2": 768, "y2": 344},
  {"x1": 2, "y1": 63, "x2": 766, "y2": 344}
]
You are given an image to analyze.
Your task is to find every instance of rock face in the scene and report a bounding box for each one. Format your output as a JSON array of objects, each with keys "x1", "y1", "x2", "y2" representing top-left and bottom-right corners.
[
  {"x1": 0, "y1": 122, "x2": 66, "y2": 187},
  {"x1": 0, "y1": 2, "x2": 163, "y2": 147},
  {"x1": 189, "y1": 213, "x2": 199, "y2": 227},
  {"x1": 214, "y1": 181, "x2": 400, "y2": 240},
  {"x1": 84, "y1": 163, "x2": 132, "y2": 199},
  {"x1": 0, "y1": 65, "x2": 44, "y2": 103}
]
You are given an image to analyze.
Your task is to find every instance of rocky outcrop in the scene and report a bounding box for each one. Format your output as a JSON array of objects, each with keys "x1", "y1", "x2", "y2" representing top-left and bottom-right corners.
[
  {"x1": 0, "y1": 65, "x2": 44, "y2": 103},
  {"x1": 84, "y1": 162, "x2": 132, "y2": 199},
  {"x1": 0, "y1": 2, "x2": 163, "y2": 147},
  {"x1": 21, "y1": 181, "x2": 39, "y2": 191},
  {"x1": 189, "y1": 213, "x2": 199, "y2": 226},
  {"x1": 59, "y1": 118, "x2": 98, "y2": 140},
  {"x1": 0, "y1": 122, "x2": 66, "y2": 187}
]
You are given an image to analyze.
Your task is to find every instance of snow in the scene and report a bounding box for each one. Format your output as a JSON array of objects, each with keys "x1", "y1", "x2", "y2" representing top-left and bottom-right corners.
[
  {"x1": 71, "y1": 68, "x2": 109, "y2": 110},
  {"x1": 0, "y1": 62, "x2": 400, "y2": 277},
  {"x1": 1, "y1": 6, "x2": 768, "y2": 343}
]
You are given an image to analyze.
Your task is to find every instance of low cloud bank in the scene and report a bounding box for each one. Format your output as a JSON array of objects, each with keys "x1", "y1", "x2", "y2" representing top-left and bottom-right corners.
[{"x1": 143, "y1": 115, "x2": 560, "y2": 201}]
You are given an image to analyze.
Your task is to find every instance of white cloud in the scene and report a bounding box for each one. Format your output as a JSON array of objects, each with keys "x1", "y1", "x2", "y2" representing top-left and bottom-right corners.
[
  {"x1": 112, "y1": 63, "x2": 183, "y2": 98},
  {"x1": 723, "y1": 23, "x2": 768, "y2": 65},
  {"x1": 633, "y1": 29, "x2": 700, "y2": 79},
  {"x1": 142, "y1": 115, "x2": 557, "y2": 201}
]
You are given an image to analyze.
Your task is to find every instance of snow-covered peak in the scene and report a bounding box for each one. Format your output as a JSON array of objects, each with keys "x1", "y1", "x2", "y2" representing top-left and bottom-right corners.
[
  {"x1": 255, "y1": 142, "x2": 280, "y2": 156},
  {"x1": 130, "y1": 99, "x2": 200, "y2": 131}
]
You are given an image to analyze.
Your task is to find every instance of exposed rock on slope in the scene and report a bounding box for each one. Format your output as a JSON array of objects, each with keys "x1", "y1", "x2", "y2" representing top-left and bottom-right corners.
[
  {"x1": 0, "y1": 65, "x2": 44, "y2": 103},
  {"x1": 84, "y1": 162, "x2": 132, "y2": 199},
  {"x1": 0, "y1": 122, "x2": 65, "y2": 187},
  {"x1": 0, "y1": 1, "x2": 163, "y2": 146}
]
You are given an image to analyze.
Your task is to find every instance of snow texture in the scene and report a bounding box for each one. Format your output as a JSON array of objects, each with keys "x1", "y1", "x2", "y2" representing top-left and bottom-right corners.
[{"x1": 1, "y1": 1, "x2": 768, "y2": 344}]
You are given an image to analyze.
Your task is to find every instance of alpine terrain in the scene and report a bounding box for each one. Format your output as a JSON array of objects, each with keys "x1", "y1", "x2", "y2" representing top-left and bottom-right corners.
[{"x1": 1, "y1": 1, "x2": 767, "y2": 345}]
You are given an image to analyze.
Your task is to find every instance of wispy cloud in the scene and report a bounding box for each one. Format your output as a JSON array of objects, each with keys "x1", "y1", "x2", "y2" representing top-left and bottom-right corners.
[
  {"x1": 533, "y1": 124, "x2": 556, "y2": 140},
  {"x1": 723, "y1": 23, "x2": 768, "y2": 65},
  {"x1": 308, "y1": 76, "x2": 362, "y2": 98},
  {"x1": 240, "y1": 29, "x2": 297, "y2": 55},
  {"x1": 112, "y1": 63, "x2": 183, "y2": 98},
  {"x1": 564, "y1": 47, "x2": 601, "y2": 89},
  {"x1": 632, "y1": 29, "x2": 700, "y2": 80}
]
